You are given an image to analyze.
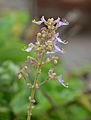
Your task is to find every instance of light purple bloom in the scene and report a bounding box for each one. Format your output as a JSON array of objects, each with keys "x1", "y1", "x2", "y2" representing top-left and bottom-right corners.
[
  {"x1": 48, "y1": 68, "x2": 54, "y2": 75},
  {"x1": 57, "y1": 75, "x2": 68, "y2": 88},
  {"x1": 48, "y1": 68, "x2": 54, "y2": 74},
  {"x1": 29, "y1": 60, "x2": 33, "y2": 64},
  {"x1": 55, "y1": 17, "x2": 69, "y2": 27},
  {"x1": 48, "y1": 68, "x2": 56, "y2": 79},
  {"x1": 49, "y1": 68, "x2": 54, "y2": 71},
  {"x1": 46, "y1": 51, "x2": 55, "y2": 55},
  {"x1": 54, "y1": 17, "x2": 60, "y2": 24},
  {"x1": 55, "y1": 33, "x2": 68, "y2": 44},
  {"x1": 25, "y1": 43, "x2": 34, "y2": 52},
  {"x1": 54, "y1": 44, "x2": 64, "y2": 54},
  {"x1": 45, "y1": 45, "x2": 64, "y2": 56},
  {"x1": 32, "y1": 16, "x2": 46, "y2": 25},
  {"x1": 56, "y1": 21, "x2": 69, "y2": 27}
]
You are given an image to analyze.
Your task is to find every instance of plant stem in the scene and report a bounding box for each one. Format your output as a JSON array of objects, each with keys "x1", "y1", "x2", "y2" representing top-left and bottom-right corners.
[
  {"x1": 39, "y1": 77, "x2": 49, "y2": 86},
  {"x1": 27, "y1": 52, "x2": 45, "y2": 120}
]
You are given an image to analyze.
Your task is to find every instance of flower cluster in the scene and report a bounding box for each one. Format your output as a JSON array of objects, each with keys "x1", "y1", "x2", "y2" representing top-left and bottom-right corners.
[
  {"x1": 48, "y1": 68, "x2": 68, "y2": 88},
  {"x1": 24, "y1": 16, "x2": 68, "y2": 86},
  {"x1": 19, "y1": 16, "x2": 69, "y2": 120},
  {"x1": 25, "y1": 16, "x2": 68, "y2": 55}
]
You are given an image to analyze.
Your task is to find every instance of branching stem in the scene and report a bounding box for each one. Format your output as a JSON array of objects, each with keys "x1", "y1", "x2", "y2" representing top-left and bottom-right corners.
[{"x1": 27, "y1": 52, "x2": 45, "y2": 120}]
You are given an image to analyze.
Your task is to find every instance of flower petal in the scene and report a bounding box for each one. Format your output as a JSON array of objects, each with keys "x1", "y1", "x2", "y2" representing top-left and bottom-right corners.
[
  {"x1": 25, "y1": 43, "x2": 34, "y2": 52},
  {"x1": 32, "y1": 16, "x2": 46, "y2": 25},
  {"x1": 49, "y1": 68, "x2": 54, "y2": 71},
  {"x1": 25, "y1": 47, "x2": 32, "y2": 52},
  {"x1": 61, "y1": 82, "x2": 68, "y2": 88},
  {"x1": 56, "y1": 21, "x2": 69, "y2": 27},
  {"x1": 55, "y1": 32, "x2": 59, "y2": 38},
  {"x1": 29, "y1": 60, "x2": 33, "y2": 64},
  {"x1": 41, "y1": 16, "x2": 46, "y2": 22},
  {"x1": 54, "y1": 44, "x2": 64, "y2": 54},
  {"x1": 32, "y1": 20, "x2": 43, "y2": 25},
  {"x1": 56, "y1": 37, "x2": 68, "y2": 44},
  {"x1": 46, "y1": 51, "x2": 55, "y2": 55},
  {"x1": 48, "y1": 68, "x2": 54, "y2": 75},
  {"x1": 57, "y1": 75, "x2": 68, "y2": 88},
  {"x1": 54, "y1": 33, "x2": 68, "y2": 44},
  {"x1": 54, "y1": 17, "x2": 60, "y2": 24},
  {"x1": 58, "y1": 74, "x2": 62, "y2": 80}
]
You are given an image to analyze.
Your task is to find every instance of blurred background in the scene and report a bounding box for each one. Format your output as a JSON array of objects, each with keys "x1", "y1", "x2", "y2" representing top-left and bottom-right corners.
[{"x1": 0, "y1": 0, "x2": 91, "y2": 120}]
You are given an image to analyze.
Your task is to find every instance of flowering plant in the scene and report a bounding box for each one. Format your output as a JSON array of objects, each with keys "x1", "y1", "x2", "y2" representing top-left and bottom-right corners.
[{"x1": 18, "y1": 16, "x2": 69, "y2": 120}]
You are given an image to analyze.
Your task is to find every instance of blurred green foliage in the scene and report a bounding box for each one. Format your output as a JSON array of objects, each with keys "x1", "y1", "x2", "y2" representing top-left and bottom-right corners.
[
  {"x1": 0, "y1": 60, "x2": 91, "y2": 120},
  {"x1": 0, "y1": 11, "x2": 30, "y2": 62},
  {"x1": 0, "y1": 11, "x2": 91, "y2": 120}
]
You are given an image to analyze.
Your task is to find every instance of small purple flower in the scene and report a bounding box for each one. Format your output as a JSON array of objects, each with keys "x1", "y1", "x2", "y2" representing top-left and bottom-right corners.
[
  {"x1": 54, "y1": 33, "x2": 68, "y2": 44},
  {"x1": 32, "y1": 16, "x2": 46, "y2": 25},
  {"x1": 45, "y1": 46, "x2": 64, "y2": 56},
  {"x1": 57, "y1": 75, "x2": 68, "y2": 88},
  {"x1": 25, "y1": 43, "x2": 34, "y2": 52},
  {"x1": 29, "y1": 60, "x2": 33, "y2": 64},
  {"x1": 56, "y1": 21, "x2": 69, "y2": 27},
  {"x1": 49, "y1": 68, "x2": 54, "y2": 71},
  {"x1": 54, "y1": 44, "x2": 64, "y2": 54},
  {"x1": 48, "y1": 68, "x2": 54, "y2": 74},
  {"x1": 46, "y1": 51, "x2": 55, "y2": 55},
  {"x1": 54, "y1": 17, "x2": 60, "y2": 24},
  {"x1": 55, "y1": 17, "x2": 69, "y2": 27}
]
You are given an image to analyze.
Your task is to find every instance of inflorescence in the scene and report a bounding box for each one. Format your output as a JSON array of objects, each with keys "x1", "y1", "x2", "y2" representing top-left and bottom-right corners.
[{"x1": 18, "y1": 16, "x2": 69, "y2": 120}]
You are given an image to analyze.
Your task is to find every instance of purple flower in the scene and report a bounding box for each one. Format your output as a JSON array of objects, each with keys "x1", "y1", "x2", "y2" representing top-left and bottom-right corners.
[
  {"x1": 54, "y1": 33, "x2": 68, "y2": 44},
  {"x1": 29, "y1": 60, "x2": 33, "y2": 64},
  {"x1": 55, "y1": 17, "x2": 69, "y2": 27},
  {"x1": 32, "y1": 16, "x2": 46, "y2": 25},
  {"x1": 57, "y1": 21, "x2": 69, "y2": 27},
  {"x1": 48, "y1": 68, "x2": 54, "y2": 74},
  {"x1": 45, "y1": 46, "x2": 64, "y2": 56},
  {"x1": 46, "y1": 51, "x2": 55, "y2": 55},
  {"x1": 49, "y1": 68, "x2": 54, "y2": 71},
  {"x1": 54, "y1": 42, "x2": 64, "y2": 54},
  {"x1": 54, "y1": 17, "x2": 60, "y2": 24},
  {"x1": 57, "y1": 75, "x2": 68, "y2": 88},
  {"x1": 25, "y1": 43, "x2": 34, "y2": 52}
]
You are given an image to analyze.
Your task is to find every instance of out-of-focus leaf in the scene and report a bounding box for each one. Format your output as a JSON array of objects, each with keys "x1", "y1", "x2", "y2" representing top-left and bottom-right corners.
[
  {"x1": 33, "y1": 90, "x2": 51, "y2": 116},
  {"x1": 67, "y1": 104, "x2": 89, "y2": 120},
  {"x1": 10, "y1": 88, "x2": 29, "y2": 114},
  {"x1": 0, "y1": 11, "x2": 30, "y2": 62}
]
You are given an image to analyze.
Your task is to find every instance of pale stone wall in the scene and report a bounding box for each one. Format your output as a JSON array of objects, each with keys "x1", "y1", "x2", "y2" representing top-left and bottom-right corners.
[{"x1": 0, "y1": 0, "x2": 30, "y2": 10}]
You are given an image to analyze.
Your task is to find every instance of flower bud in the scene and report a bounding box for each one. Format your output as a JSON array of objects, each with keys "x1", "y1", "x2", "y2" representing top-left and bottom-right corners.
[
  {"x1": 32, "y1": 106, "x2": 35, "y2": 109},
  {"x1": 35, "y1": 83, "x2": 39, "y2": 88},
  {"x1": 18, "y1": 73, "x2": 22, "y2": 79},
  {"x1": 29, "y1": 96, "x2": 31, "y2": 100},
  {"x1": 54, "y1": 60, "x2": 58, "y2": 64},
  {"x1": 46, "y1": 58, "x2": 50, "y2": 62},
  {"x1": 31, "y1": 99, "x2": 36, "y2": 103},
  {"x1": 37, "y1": 32, "x2": 41, "y2": 37},
  {"x1": 42, "y1": 34, "x2": 46, "y2": 38}
]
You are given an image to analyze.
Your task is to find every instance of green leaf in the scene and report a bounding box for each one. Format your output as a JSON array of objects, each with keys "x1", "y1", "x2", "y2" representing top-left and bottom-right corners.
[{"x1": 10, "y1": 88, "x2": 29, "y2": 114}]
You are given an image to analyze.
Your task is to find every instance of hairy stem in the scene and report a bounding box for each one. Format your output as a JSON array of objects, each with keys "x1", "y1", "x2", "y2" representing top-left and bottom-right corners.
[{"x1": 27, "y1": 52, "x2": 45, "y2": 120}]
